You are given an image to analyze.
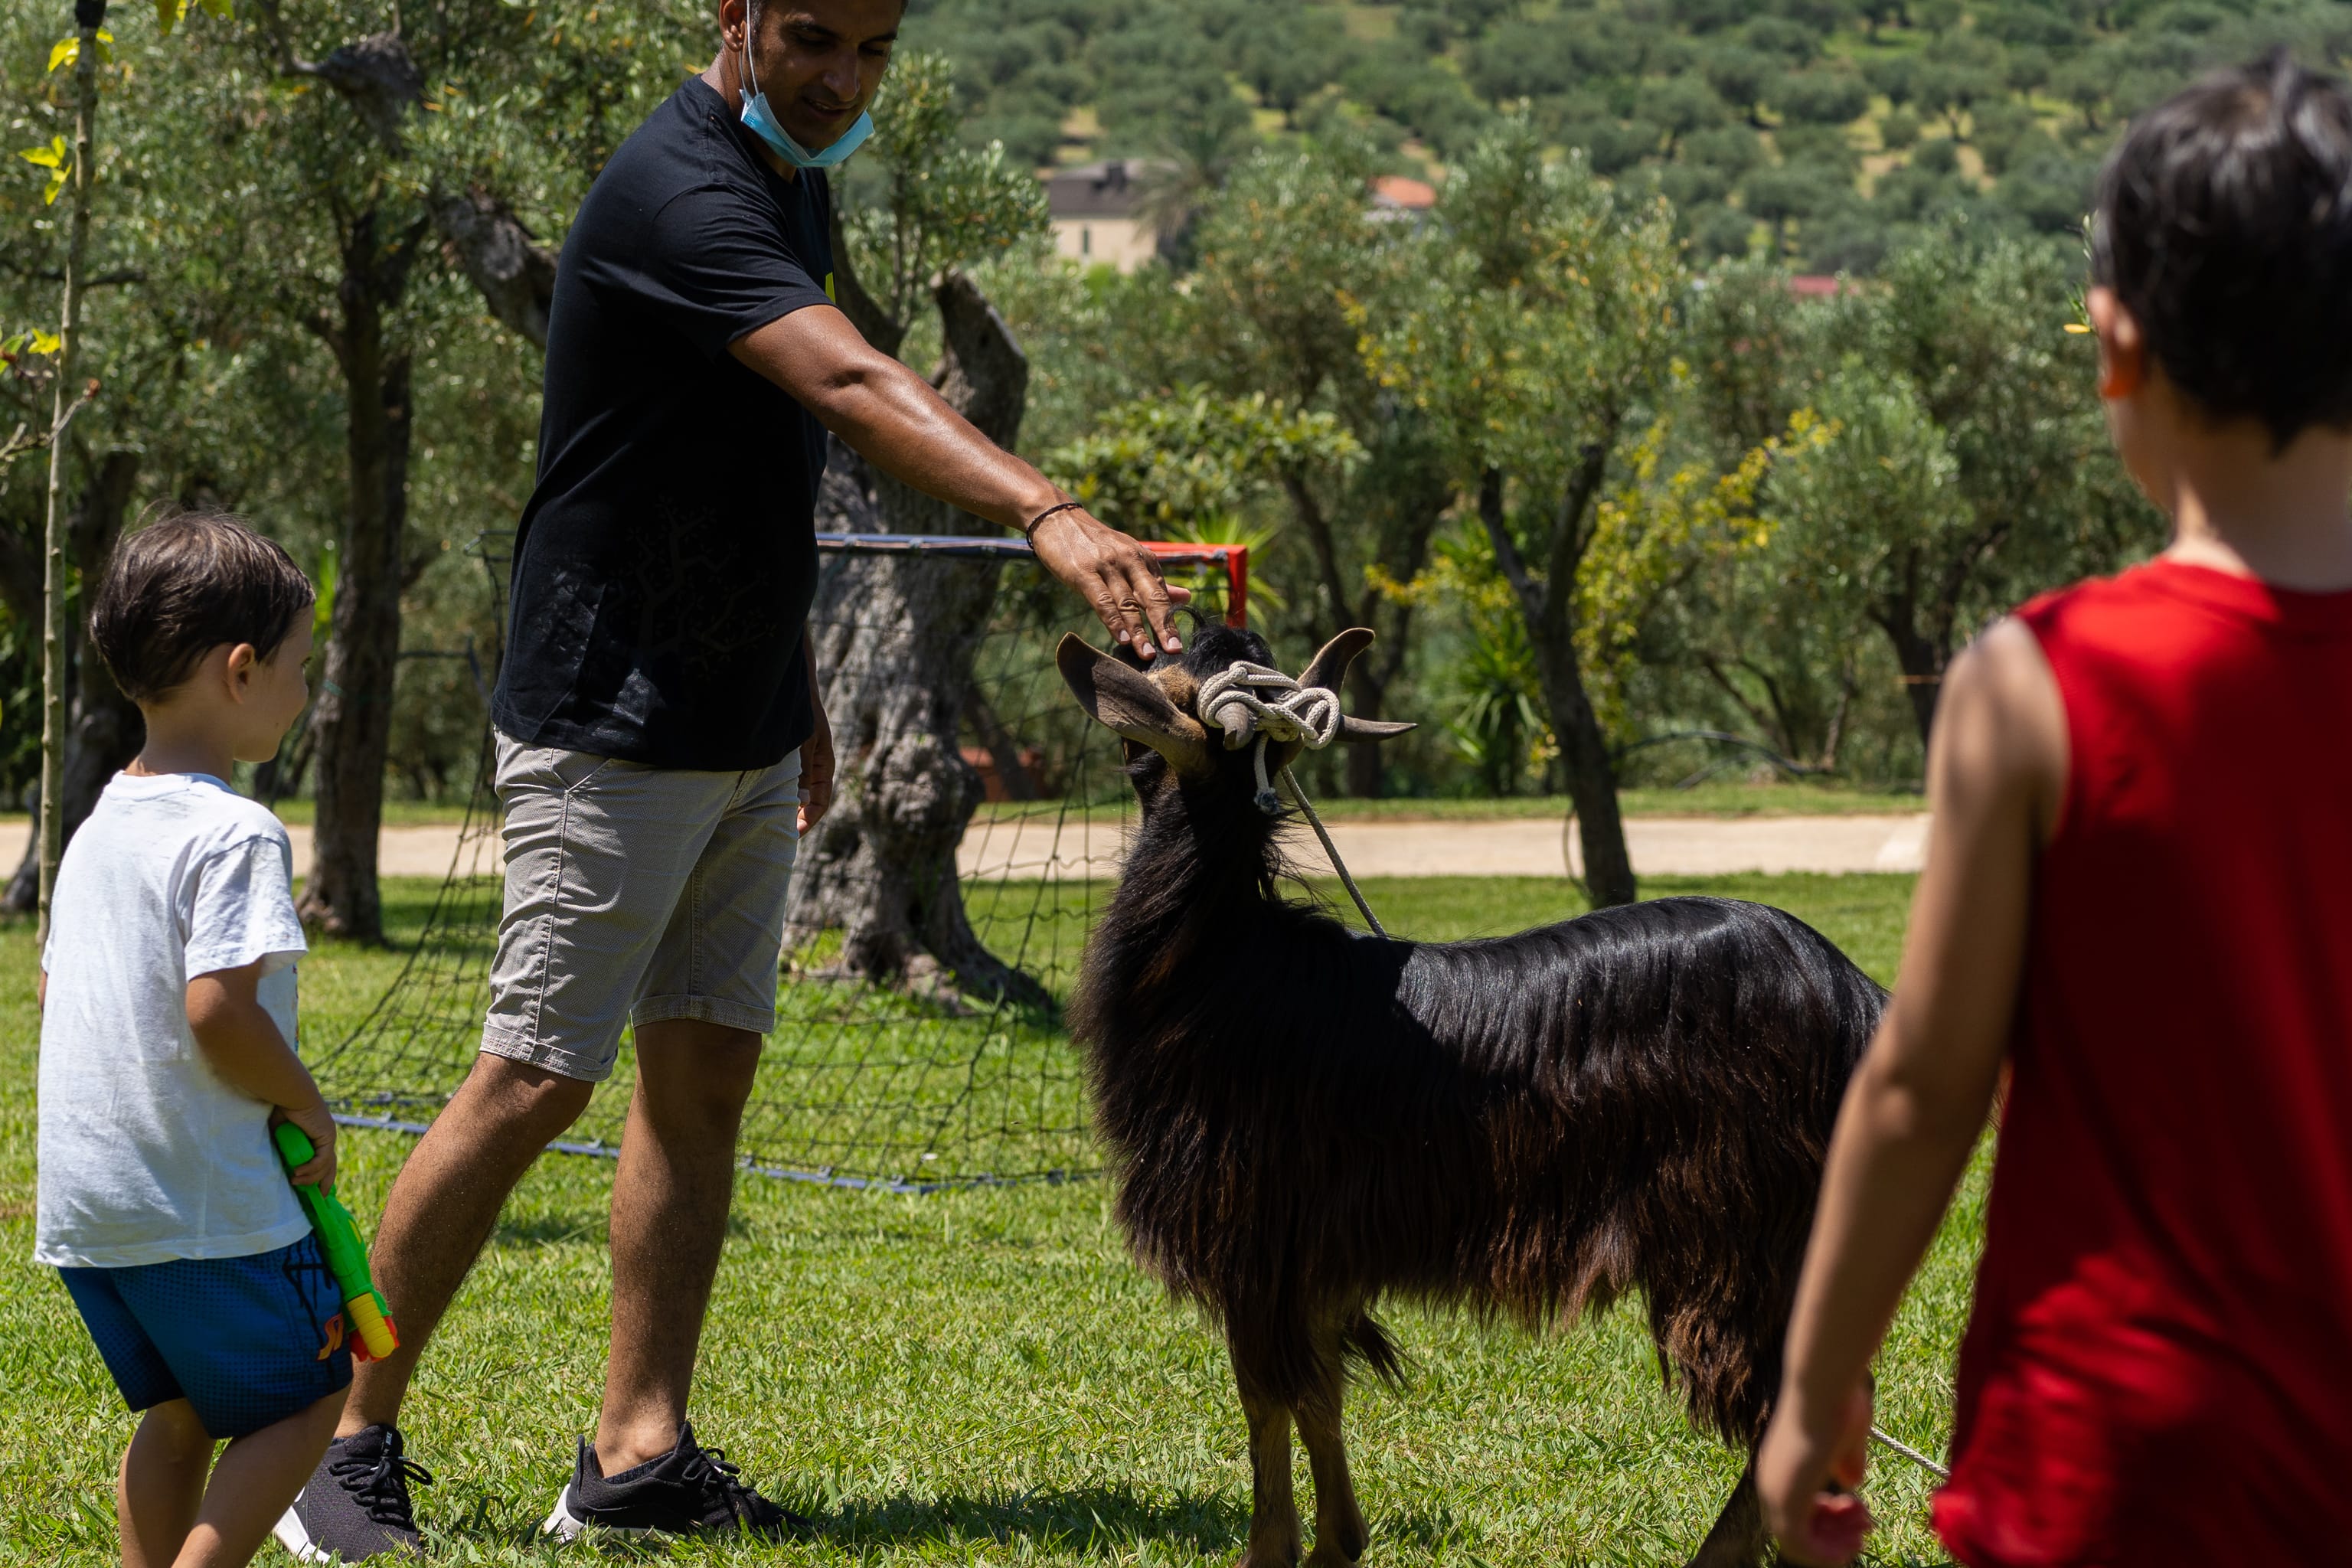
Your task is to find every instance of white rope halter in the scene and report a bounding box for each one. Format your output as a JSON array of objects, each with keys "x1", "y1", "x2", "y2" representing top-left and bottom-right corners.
[
  {"x1": 1196, "y1": 662, "x2": 1341, "y2": 806},
  {"x1": 1194, "y1": 661, "x2": 1386, "y2": 938}
]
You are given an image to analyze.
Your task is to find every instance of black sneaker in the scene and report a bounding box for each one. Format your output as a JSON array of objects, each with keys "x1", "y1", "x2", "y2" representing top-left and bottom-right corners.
[
  {"x1": 541, "y1": 1421, "x2": 805, "y2": 1540},
  {"x1": 273, "y1": 1424, "x2": 433, "y2": 1560}
]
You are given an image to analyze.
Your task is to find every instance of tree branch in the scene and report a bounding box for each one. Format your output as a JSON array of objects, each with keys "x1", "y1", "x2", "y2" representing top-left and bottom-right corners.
[
  {"x1": 0, "y1": 262, "x2": 145, "y2": 289},
  {"x1": 302, "y1": 305, "x2": 350, "y2": 374},
  {"x1": 1697, "y1": 651, "x2": 1781, "y2": 746},
  {"x1": 1478, "y1": 466, "x2": 1547, "y2": 629},
  {"x1": 0, "y1": 423, "x2": 40, "y2": 475},
  {"x1": 931, "y1": 270, "x2": 1027, "y2": 449},
  {"x1": 1930, "y1": 518, "x2": 2011, "y2": 652},
  {"x1": 378, "y1": 214, "x2": 433, "y2": 302},
  {"x1": 248, "y1": 0, "x2": 334, "y2": 81},
  {"x1": 252, "y1": 2, "x2": 555, "y2": 349},
  {"x1": 828, "y1": 210, "x2": 903, "y2": 359},
  {"x1": 1281, "y1": 469, "x2": 1355, "y2": 645},
  {"x1": 1544, "y1": 414, "x2": 1619, "y2": 600},
  {"x1": 430, "y1": 188, "x2": 554, "y2": 349}
]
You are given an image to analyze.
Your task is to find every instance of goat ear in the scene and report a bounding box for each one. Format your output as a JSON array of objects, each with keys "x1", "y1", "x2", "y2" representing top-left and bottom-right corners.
[
  {"x1": 1056, "y1": 634, "x2": 1214, "y2": 776},
  {"x1": 1298, "y1": 626, "x2": 1376, "y2": 696}
]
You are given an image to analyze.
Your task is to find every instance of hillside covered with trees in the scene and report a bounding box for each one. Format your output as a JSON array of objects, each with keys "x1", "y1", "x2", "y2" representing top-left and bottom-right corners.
[{"x1": 920, "y1": 0, "x2": 2352, "y2": 270}]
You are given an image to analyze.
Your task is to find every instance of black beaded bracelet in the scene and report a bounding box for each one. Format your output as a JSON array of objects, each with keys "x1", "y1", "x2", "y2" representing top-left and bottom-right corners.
[{"x1": 1022, "y1": 500, "x2": 1084, "y2": 542}]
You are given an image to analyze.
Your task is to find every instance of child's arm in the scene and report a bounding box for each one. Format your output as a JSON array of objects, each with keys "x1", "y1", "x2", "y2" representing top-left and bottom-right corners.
[
  {"x1": 1757, "y1": 618, "x2": 2067, "y2": 1566},
  {"x1": 186, "y1": 959, "x2": 335, "y2": 1190}
]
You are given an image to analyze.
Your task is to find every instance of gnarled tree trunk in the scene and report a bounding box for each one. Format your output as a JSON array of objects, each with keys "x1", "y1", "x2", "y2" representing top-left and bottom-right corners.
[
  {"x1": 782, "y1": 270, "x2": 1045, "y2": 1007},
  {"x1": 4, "y1": 448, "x2": 143, "y2": 910}
]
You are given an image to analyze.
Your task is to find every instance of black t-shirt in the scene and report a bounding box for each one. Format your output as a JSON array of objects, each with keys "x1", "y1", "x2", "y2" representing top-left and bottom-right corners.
[{"x1": 493, "y1": 76, "x2": 835, "y2": 770}]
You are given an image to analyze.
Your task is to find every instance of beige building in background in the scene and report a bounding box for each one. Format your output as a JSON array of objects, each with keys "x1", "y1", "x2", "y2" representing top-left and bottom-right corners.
[{"x1": 1045, "y1": 159, "x2": 1168, "y2": 272}]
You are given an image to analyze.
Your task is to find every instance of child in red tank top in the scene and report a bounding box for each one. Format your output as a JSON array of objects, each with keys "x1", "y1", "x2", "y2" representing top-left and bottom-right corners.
[{"x1": 1756, "y1": 56, "x2": 2352, "y2": 1568}]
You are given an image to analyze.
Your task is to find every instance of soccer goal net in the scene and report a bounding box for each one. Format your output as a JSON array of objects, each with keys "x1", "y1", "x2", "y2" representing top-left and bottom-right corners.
[{"x1": 305, "y1": 534, "x2": 1246, "y2": 1192}]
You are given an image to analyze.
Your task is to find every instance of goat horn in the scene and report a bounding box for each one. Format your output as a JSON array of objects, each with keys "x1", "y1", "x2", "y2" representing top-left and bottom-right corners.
[
  {"x1": 1298, "y1": 626, "x2": 1376, "y2": 696},
  {"x1": 1341, "y1": 715, "x2": 1416, "y2": 741},
  {"x1": 1215, "y1": 701, "x2": 1259, "y2": 750}
]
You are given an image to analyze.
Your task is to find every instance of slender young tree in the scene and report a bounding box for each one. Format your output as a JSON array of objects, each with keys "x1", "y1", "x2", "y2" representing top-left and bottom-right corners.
[
  {"x1": 1366, "y1": 116, "x2": 1686, "y2": 906},
  {"x1": 36, "y1": 0, "x2": 106, "y2": 944},
  {"x1": 1182, "y1": 145, "x2": 1456, "y2": 797},
  {"x1": 236, "y1": 0, "x2": 568, "y2": 940}
]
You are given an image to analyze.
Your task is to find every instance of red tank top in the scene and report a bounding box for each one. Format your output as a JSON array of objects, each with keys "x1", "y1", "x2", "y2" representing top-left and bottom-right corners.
[{"x1": 1933, "y1": 559, "x2": 2352, "y2": 1567}]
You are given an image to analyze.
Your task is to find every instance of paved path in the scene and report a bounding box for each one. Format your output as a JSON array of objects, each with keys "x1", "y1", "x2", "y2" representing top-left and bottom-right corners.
[
  {"x1": 959, "y1": 812, "x2": 1931, "y2": 880},
  {"x1": 0, "y1": 822, "x2": 498, "y2": 880},
  {"x1": 0, "y1": 812, "x2": 1929, "y2": 880}
]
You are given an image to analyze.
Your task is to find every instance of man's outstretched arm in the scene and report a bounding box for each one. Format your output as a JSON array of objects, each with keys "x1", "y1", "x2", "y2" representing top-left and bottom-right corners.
[{"x1": 730, "y1": 305, "x2": 1189, "y2": 659}]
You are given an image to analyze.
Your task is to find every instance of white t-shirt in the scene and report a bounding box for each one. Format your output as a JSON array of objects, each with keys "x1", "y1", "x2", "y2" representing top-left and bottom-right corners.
[{"x1": 34, "y1": 773, "x2": 310, "y2": 1269}]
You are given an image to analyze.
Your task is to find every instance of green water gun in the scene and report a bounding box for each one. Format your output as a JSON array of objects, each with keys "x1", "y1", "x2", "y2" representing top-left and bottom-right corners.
[{"x1": 272, "y1": 1122, "x2": 400, "y2": 1361}]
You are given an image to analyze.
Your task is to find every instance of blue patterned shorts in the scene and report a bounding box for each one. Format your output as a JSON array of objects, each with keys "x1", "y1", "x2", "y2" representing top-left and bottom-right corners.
[{"x1": 60, "y1": 1234, "x2": 353, "y2": 1439}]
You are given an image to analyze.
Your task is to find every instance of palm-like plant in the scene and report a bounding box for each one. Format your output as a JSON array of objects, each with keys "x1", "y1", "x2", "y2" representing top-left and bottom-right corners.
[
  {"x1": 1162, "y1": 509, "x2": 1287, "y2": 616},
  {"x1": 1449, "y1": 606, "x2": 1550, "y2": 797}
]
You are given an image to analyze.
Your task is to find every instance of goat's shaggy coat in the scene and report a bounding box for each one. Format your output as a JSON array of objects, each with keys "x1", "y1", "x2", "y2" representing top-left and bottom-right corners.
[{"x1": 1061, "y1": 624, "x2": 1884, "y2": 1568}]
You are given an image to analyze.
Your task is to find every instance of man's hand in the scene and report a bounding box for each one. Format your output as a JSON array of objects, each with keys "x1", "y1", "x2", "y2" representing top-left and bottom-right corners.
[
  {"x1": 269, "y1": 1100, "x2": 339, "y2": 1191},
  {"x1": 1759, "y1": 1379, "x2": 1876, "y2": 1565},
  {"x1": 799, "y1": 690, "x2": 837, "y2": 836},
  {"x1": 1028, "y1": 507, "x2": 1191, "y2": 660}
]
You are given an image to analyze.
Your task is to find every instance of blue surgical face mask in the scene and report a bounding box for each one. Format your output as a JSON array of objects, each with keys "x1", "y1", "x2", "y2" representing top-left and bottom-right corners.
[{"x1": 739, "y1": 25, "x2": 874, "y2": 170}]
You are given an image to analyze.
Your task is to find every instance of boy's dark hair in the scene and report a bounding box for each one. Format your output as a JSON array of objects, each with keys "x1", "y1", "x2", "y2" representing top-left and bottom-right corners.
[
  {"x1": 90, "y1": 512, "x2": 315, "y2": 704},
  {"x1": 2092, "y1": 52, "x2": 2352, "y2": 449}
]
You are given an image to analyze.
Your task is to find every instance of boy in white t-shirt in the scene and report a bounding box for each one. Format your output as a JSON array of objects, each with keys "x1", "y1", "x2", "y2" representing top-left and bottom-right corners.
[{"x1": 35, "y1": 512, "x2": 341, "y2": 1568}]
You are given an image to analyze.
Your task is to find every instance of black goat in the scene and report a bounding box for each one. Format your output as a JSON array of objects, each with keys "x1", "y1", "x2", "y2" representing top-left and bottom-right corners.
[{"x1": 1057, "y1": 624, "x2": 1883, "y2": 1568}]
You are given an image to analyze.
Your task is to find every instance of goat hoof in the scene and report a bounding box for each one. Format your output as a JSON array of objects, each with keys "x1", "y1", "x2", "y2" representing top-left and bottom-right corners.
[{"x1": 1230, "y1": 1547, "x2": 1302, "y2": 1568}]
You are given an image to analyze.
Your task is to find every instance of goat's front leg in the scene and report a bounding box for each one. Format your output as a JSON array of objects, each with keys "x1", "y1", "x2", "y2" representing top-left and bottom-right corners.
[
  {"x1": 1233, "y1": 1377, "x2": 1302, "y2": 1567},
  {"x1": 1294, "y1": 1387, "x2": 1369, "y2": 1566},
  {"x1": 1683, "y1": 1457, "x2": 1766, "y2": 1568}
]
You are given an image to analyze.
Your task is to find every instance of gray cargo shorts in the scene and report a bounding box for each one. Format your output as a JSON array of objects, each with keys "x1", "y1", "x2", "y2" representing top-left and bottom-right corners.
[{"x1": 479, "y1": 730, "x2": 802, "y2": 1083}]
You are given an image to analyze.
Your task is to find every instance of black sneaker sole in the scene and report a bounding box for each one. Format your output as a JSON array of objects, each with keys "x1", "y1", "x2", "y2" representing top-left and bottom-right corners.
[
  {"x1": 273, "y1": 1492, "x2": 426, "y2": 1561},
  {"x1": 542, "y1": 1481, "x2": 810, "y2": 1541}
]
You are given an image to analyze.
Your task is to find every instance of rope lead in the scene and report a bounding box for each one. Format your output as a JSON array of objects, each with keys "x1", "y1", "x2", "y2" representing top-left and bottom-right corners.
[
  {"x1": 1280, "y1": 764, "x2": 1387, "y2": 939},
  {"x1": 1869, "y1": 1424, "x2": 1951, "y2": 1482}
]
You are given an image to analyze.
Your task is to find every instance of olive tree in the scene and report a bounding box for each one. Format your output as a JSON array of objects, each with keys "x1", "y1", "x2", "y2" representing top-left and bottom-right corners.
[
  {"x1": 1162, "y1": 142, "x2": 1459, "y2": 795},
  {"x1": 782, "y1": 50, "x2": 1055, "y2": 1004},
  {"x1": 1772, "y1": 229, "x2": 2151, "y2": 746},
  {"x1": 1364, "y1": 115, "x2": 1690, "y2": 906}
]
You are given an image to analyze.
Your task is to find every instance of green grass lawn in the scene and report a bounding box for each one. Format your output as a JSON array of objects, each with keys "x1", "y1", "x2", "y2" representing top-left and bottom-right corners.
[{"x1": 0, "y1": 871, "x2": 1977, "y2": 1566}]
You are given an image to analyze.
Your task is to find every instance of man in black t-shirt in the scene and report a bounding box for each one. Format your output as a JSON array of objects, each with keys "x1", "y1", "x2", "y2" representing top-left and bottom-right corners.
[{"x1": 279, "y1": 0, "x2": 1192, "y2": 1555}]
